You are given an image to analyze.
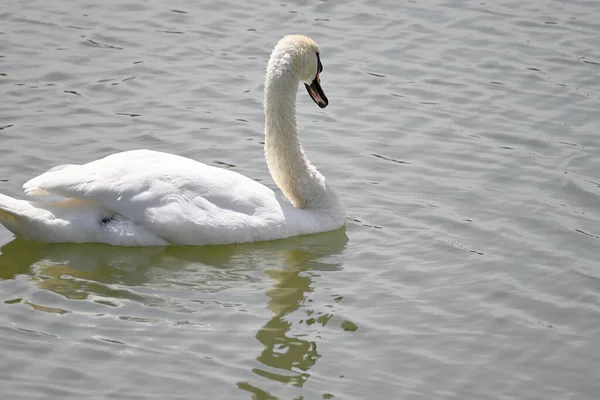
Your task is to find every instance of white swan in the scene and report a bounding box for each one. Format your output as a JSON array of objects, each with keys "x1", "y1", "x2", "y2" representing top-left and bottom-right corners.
[{"x1": 0, "y1": 35, "x2": 345, "y2": 246}]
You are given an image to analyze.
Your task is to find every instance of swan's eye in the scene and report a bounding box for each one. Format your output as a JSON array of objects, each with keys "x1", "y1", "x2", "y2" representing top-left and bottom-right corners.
[{"x1": 316, "y1": 52, "x2": 323, "y2": 73}]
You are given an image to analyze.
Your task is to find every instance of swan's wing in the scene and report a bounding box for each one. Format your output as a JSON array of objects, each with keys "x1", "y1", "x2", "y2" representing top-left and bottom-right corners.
[{"x1": 23, "y1": 149, "x2": 284, "y2": 244}]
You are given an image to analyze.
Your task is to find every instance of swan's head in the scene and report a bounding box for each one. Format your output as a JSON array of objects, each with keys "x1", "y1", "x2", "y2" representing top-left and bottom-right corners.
[{"x1": 268, "y1": 35, "x2": 328, "y2": 108}]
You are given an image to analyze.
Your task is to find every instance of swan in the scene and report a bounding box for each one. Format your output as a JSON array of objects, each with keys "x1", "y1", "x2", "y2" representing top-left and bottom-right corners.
[{"x1": 0, "y1": 35, "x2": 345, "y2": 246}]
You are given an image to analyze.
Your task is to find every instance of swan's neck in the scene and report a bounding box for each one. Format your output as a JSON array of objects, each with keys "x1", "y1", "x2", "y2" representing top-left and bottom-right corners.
[{"x1": 264, "y1": 68, "x2": 337, "y2": 210}]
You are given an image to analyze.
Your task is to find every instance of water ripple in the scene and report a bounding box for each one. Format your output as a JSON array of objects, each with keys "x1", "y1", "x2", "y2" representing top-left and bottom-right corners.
[{"x1": 1, "y1": 0, "x2": 600, "y2": 398}]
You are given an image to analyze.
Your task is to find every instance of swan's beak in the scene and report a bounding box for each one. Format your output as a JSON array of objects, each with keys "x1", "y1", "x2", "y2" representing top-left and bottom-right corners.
[{"x1": 305, "y1": 72, "x2": 328, "y2": 108}]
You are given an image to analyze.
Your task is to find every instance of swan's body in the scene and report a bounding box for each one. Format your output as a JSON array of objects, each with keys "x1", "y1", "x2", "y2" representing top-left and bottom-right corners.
[{"x1": 0, "y1": 35, "x2": 345, "y2": 246}]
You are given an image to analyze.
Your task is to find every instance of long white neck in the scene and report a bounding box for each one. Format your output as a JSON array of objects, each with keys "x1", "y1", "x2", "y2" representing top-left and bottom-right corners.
[{"x1": 263, "y1": 56, "x2": 338, "y2": 210}]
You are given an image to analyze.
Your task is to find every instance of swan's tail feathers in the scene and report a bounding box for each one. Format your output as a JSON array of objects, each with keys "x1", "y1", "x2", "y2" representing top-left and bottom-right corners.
[{"x1": 0, "y1": 193, "x2": 50, "y2": 240}]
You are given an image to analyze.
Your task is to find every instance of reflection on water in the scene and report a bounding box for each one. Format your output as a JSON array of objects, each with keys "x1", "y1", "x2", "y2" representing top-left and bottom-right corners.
[
  {"x1": 255, "y1": 263, "x2": 318, "y2": 387},
  {"x1": 250, "y1": 237, "x2": 345, "y2": 393},
  {"x1": 0, "y1": 229, "x2": 349, "y2": 397}
]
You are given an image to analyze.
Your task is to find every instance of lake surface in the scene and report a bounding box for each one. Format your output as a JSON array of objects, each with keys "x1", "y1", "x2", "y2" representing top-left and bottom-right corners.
[{"x1": 1, "y1": 0, "x2": 600, "y2": 398}]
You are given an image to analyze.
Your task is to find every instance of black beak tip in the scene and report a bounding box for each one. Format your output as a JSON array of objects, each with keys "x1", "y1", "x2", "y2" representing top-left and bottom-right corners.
[{"x1": 318, "y1": 100, "x2": 328, "y2": 108}]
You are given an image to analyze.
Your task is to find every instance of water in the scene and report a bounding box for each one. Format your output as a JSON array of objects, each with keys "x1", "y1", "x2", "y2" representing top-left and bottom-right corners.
[{"x1": 1, "y1": 0, "x2": 600, "y2": 398}]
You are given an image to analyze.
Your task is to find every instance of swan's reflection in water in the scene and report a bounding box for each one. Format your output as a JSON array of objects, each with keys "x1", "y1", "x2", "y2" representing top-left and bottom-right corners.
[
  {"x1": 0, "y1": 228, "x2": 348, "y2": 396},
  {"x1": 253, "y1": 236, "x2": 345, "y2": 389}
]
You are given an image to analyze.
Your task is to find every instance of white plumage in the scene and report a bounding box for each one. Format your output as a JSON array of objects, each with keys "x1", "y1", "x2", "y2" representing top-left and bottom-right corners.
[{"x1": 0, "y1": 35, "x2": 345, "y2": 246}]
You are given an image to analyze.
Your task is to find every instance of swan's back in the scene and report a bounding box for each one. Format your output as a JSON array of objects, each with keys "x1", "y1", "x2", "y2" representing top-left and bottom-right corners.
[{"x1": 20, "y1": 150, "x2": 289, "y2": 245}]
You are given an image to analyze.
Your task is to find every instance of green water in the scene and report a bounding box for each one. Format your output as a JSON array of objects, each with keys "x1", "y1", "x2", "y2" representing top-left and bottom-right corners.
[{"x1": 1, "y1": 0, "x2": 600, "y2": 398}]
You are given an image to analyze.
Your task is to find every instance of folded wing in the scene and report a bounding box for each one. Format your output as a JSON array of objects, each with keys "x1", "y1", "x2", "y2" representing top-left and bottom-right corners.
[{"x1": 23, "y1": 149, "x2": 285, "y2": 244}]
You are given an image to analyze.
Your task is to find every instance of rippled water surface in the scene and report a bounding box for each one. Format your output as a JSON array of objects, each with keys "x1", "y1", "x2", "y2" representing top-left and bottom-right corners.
[{"x1": 2, "y1": 0, "x2": 600, "y2": 398}]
